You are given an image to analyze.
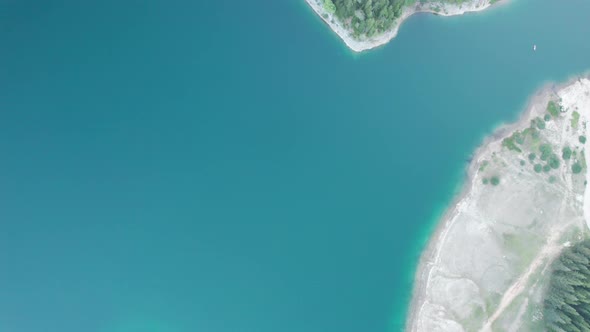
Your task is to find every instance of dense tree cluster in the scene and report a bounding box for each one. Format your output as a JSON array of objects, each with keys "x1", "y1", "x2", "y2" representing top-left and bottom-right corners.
[
  {"x1": 544, "y1": 240, "x2": 590, "y2": 332},
  {"x1": 332, "y1": 0, "x2": 406, "y2": 37},
  {"x1": 330, "y1": 0, "x2": 473, "y2": 38}
]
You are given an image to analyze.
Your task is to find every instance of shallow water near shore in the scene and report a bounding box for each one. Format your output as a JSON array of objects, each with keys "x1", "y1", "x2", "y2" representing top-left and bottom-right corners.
[{"x1": 1, "y1": 0, "x2": 590, "y2": 331}]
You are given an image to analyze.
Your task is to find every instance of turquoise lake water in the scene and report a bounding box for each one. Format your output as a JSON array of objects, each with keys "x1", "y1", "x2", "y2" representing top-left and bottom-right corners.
[{"x1": 1, "y1": 0, "x2": 590, "y2": 331}]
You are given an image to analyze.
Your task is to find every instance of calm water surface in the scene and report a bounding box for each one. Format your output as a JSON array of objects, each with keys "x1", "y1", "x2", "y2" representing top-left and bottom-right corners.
[{"x1": 1, "y1": 0, "x2": 590, "y2": 331}]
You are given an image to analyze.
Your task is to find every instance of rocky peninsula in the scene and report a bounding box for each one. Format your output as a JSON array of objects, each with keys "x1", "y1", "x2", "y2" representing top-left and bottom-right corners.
[
  {"x1": 306, "y1": 0, "x2": 505, "y2": 52},
  {"x1": 407, "y1": 77, "x2": 590, "y2": 331}
]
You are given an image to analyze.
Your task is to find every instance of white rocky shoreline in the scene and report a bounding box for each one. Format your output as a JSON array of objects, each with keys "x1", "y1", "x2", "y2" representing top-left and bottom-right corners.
[
  {"x1": 307, "y1": 2, "x2": 590, "y2": 330},
  {"x1": 305, "y1": 0, "x2": 505, "y2": 52},
  {"x1": 407, "y1": 76, "x2": 590, "y2": 331}
]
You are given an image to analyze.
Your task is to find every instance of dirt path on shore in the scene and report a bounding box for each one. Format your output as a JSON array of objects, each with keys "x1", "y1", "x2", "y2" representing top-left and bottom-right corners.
[{"x1": 480, "y1": 214, "x2": 569, "y2": 331}]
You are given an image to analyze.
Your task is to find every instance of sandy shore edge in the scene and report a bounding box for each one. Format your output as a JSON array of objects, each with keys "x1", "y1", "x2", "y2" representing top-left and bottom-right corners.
[
  {"x1": 304, "y1": 0, "x2": 507, "y2": 53},
  {"x1": 405, "y1": 74, "x2": 590, "y2": 331}
]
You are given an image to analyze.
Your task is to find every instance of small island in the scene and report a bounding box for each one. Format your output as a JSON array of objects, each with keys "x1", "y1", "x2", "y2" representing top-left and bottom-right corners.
[
  {"x1": 306, "y1": 0, "x2": 504, "y2": 52},
  {"x1": 407, "y1": 77, "x2": 590, "y2": 331}
]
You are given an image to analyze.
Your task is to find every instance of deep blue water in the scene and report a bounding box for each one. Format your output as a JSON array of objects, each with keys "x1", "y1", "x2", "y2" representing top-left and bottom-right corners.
[{"x1": 1, "y1": 0, "x2": 590, "y2": 331}]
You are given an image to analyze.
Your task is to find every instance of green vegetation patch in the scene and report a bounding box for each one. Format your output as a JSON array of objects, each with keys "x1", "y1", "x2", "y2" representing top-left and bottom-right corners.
[
  {"x1": 529, "y1": 153, "x2": 537, "y2": 162},
  {"x1": 502, "y1": 232, "x2": 543, "y2": 270},
  {"x1": 572, "y1": 111, "x2": 580, "y2": 129},
  {"x1": 547, "y1": 101, "x2": 560, "y2": 117},
  {"x1": 573, "y1": 162, "x2": 583, "y2": 174},
  {"x1": 548, "y1": 154, "x2": 560, "y2": 169},
  {"x1": 479, "y1": 160, "x2": 490, "y2": 172},
  {"x1": 562, "y1": 147, "x2": 572, "y2": 160},
  {"x1": 461, "y1": 306, "x2": 486, "y2": 332},
  {"x1": 514, "y1": 131, "x2": 526, "y2": 144},
  {"x1": 332, "y1": 0, "x2": 405, "y2": 38},
  {"x1": 323, "y1": 0, "x2": 336, "y2": 14},
  {"x1": 580, "y1": 135, "x2": 587, "y2": 144},
  {"x1": 571, "y1": 150, "x2": 588, "y2": 175},
  {"x1": 534, "y1": 164, "x2": 542, "y2": 173},
  {"x1": 543, "y1": 240, "x2": 590, "y2": 331},
  {"x1": 544, "y1": 114, "x2": 551, "y2": 122},
  {"x1": 523, "y1": 127, "x2": 540, "y2": 143},
  {"x1": 539, "y1": 144, "x2": 553, "y2": 161},
  {"x1": 531, "y1": 117, "x2": 546, "y2": 130},
  {"x1": 490, "y1": 176, "x2": 500, "y2": 186},
  {"x1": 502, "y1": 131, "x2": 524, "y2": 152}
]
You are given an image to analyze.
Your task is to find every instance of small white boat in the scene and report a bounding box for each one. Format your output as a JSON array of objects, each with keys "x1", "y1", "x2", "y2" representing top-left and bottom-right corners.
[{"x1": 533, "y1": 44, "x2": 537, "y2": 51}]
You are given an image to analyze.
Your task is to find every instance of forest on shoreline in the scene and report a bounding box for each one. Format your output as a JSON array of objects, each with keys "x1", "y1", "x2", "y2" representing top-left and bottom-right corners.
[
  {"x1": 544, "y1": 239, "x2": 590, "y2": 331},
  {"x1": 324, "y1": 0, "x2": 476, "y2": 38}
]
